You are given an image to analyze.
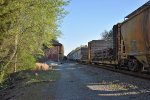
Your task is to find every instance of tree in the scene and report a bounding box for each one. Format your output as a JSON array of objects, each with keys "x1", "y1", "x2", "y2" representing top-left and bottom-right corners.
[
  {"x1": 0, "y1": 0, "x2": 69, "y2": 83},
  {"x1": 101, "y1": 29, "x2": 113, "y2": 39}
]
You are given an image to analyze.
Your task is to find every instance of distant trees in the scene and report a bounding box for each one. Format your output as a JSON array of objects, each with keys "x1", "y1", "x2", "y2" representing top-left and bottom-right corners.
[
  {"x1": 74, "y1": 45, "x2": 87, "y2": 51},
  {"x1": 101, "y1": 29, "x2": 114, "y2": 48},
  {"x1": 0, "y1": 0, "x2": 69, "y2": 83},
  {"x1": 101, "y1": 30, "x2": 113, "y2": 39}
]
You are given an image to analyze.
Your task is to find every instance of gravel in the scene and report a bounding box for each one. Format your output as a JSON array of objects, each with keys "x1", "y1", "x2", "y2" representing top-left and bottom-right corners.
[
  {"x1": 50, "y1": 62, "x2": 150, "y2": 100},
  {"x1": 3, "y1": 62, "x2": 150, "y2": 100}
]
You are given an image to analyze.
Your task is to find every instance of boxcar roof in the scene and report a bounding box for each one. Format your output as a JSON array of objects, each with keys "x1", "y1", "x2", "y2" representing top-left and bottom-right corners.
[
  {"x1": 125, "y1": 1, "x2": 150, "y2": 18},
  {"x1": 88, "y1": 40, "x2": 105, "y2": 43}
]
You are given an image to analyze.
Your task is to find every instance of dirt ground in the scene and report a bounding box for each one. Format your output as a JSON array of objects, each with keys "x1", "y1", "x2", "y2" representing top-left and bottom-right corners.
[
  {"x1": 1, "y1": 62, "x2": 150, "y2": 100},
  {"x1": 0, "y1": 70, "x2": 58, "y2": 100}
]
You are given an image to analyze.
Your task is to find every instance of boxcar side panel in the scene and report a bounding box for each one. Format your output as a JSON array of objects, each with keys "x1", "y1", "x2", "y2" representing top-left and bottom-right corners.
[{"x1": 121, "y1": 7, "x2": 150, "y2": 68}]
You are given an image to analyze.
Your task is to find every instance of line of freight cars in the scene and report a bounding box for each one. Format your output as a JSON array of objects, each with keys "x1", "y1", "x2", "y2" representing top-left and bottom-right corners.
[
  {"x1": 67, "y1": 46, "x2": 88, "y2": 63},
  {"x1": 67, "y1": 1, "x2": 150, "y2": 72}
]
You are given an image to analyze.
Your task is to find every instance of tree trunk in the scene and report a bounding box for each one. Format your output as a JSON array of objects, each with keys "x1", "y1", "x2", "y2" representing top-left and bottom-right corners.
[
  {"x1": 0, "y1": 34, "x2": 18, "y2": 83},
  {"x1": 14, "y1": 53, "x2": 17, "y2": 72}
]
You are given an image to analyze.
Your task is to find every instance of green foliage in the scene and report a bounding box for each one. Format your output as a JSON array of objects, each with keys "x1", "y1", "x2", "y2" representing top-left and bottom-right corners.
[
  {"x1": 0, "y1": 70, "x2": 59, "y2": 90},
  {"x1": 17, "y1": 51, "x2": 36, "y2": 71},
  {"x1": 0, "y1": 0, "x2": 69, "y2": 83}
]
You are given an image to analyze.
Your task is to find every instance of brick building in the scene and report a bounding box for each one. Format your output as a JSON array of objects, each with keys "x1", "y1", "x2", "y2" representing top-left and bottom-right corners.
[{"x1": 44, "y1": 40, "x2": 64, "y2": 62}]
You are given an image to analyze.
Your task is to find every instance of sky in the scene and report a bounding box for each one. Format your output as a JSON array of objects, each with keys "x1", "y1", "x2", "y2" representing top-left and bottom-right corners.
[{"x1": 58, "y1": 0, "x2": 149, "y2": 55}]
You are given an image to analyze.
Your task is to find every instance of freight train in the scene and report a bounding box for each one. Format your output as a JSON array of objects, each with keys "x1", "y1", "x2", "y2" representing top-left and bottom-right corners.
[
  {"x1": 67, "y1": 1, "x2": 150, "y2": 72},
  {"x1": 67, "y1": 46, "x2": 88, "y2": 63}
]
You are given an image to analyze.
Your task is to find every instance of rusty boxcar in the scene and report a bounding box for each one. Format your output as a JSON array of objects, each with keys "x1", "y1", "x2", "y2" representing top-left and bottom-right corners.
[
  {"x1": 118, "y1": 1, "x2": 150, "y2": 71},
  {"x1": 88, "y1": 40, "x2": 112, "y2": 63}
]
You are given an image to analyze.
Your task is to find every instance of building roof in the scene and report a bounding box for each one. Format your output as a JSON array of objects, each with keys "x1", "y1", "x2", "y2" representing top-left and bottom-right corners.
[
  {"x1": 43, "y1": 40, "x2": 62, "y2": 50},
  {"x1": 52, "y1": 40, "x2": 62, "y2": 46},
  {"x1": 125, "y1": 1, "x2": 150, "y2": 18}
]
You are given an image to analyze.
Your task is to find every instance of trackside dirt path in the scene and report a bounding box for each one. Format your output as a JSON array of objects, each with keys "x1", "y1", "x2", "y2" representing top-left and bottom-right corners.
[
  {"x1": 49, "y1": 63, "x2": 150, "y2": 100},
  {"x1": 1, "y1": 62, "x2": 150, "y2": 100}
]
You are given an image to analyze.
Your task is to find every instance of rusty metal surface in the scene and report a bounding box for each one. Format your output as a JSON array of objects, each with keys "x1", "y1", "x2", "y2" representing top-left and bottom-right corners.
[
  {"x1": 81, "y1": 47, "x2": 88, "y2": 61},
  {"x1": 88, "y1": 40, "x2": 111, "y2": 62},
  {"x1": 121, "y1": 6, "x2": 150, "y2": 67},
  {"x1": 113, "y1": 24, "x2": 121, "y2": 59}
]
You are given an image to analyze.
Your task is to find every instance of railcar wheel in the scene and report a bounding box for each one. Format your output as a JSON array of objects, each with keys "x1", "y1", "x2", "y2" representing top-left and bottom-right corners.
[
  {"x1": 128, "y1": 59, "x2": 139, "y2": 72},
  {"x1": 114, "y1": 65, "x2": 119, "y2": 69},
  {"x1": 118, "y1": 60, "x2": 123, "y2": 69}
]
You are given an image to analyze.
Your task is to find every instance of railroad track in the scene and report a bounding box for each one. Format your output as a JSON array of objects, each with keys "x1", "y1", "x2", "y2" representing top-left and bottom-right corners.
[{"x1": 79, "y1": 62, "x2": 150, "y2": 80}]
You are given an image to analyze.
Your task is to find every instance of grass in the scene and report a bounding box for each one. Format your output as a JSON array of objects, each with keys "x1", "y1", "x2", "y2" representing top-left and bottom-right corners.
[
  {"x1": 25, "y1": 70, "x2": 59, "y2": 85},
  {"x1": 0, "y1": 69, "x2": 59, "y2": 90}
]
